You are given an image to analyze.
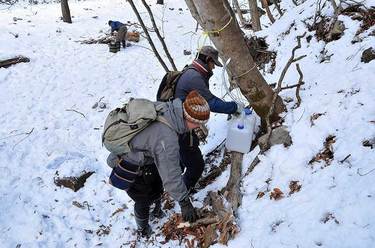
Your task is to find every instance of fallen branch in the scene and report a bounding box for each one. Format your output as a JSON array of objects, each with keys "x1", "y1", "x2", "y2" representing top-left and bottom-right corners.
[
  {"x1": 339, "y1": 154, "x2": 351, "y2": 163},
  {"x1": 0, "y1": 56, "x2": 30, "y2": 68},
  {"x1": 12, "y1": 128, "x2": 34, "y2": 149},
  {"x1": 66, "y1": 108, "x2": 86, "y2": 119},
  {"x1": 177, "y1": 216, "x2": 220, "y2": 228},
  {"x1": 357, "y1": 168, "x2": 375, "y2": 176},
  {"x1": 243, "y1": 153, "x2": 261, "y2": 178}
]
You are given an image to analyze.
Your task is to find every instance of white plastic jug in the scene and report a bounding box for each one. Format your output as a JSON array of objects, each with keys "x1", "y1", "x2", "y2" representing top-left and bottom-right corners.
[{"x1": 225, "y1": 109, "x2": 256, "y2": 153}]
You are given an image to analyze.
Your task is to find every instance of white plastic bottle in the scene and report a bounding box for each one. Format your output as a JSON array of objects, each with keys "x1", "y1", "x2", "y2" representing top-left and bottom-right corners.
[
  {"x1": 244, "y1": 108, "x2": 256, "y2": 137},
  {"x1": 226, "y1": 110, "x2": 255, "y2": 153}
]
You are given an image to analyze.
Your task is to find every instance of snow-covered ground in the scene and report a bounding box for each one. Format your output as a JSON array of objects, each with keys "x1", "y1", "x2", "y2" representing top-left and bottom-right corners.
[{"x1": 0, "y1": 0, "x2": 374, "y2": 247}]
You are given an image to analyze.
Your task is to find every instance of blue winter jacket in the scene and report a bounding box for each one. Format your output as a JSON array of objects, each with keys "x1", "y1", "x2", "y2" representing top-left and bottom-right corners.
[
  {"x1": 110, "y1": 21, "x2": 125, "y2": 32},
  {"x1": 174, "y1": 59, "x2": 237, "y2": 114}
]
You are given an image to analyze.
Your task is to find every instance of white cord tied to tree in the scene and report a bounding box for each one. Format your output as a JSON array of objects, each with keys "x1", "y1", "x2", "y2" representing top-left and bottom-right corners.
[{"x1": 221, "y1": 58, "x2": 248, "y2": 108}]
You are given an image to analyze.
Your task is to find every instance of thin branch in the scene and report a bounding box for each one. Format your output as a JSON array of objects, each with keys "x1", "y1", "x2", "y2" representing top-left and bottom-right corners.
[
  {"x1": 357, "y1": 168, "x2": 375, "y2": 176},
  {"x1": 264, "y1": 33, "x2": 306, "y2": 149},
  {"x1": 127, "y1": 0, "x2": 170, "y2": 73},
  {"x1": 66, "y1": 108, "x2": 86, "y2": 119},
  {"x1": 12, "y1": 128, "x2": 34, "y2": 149},
  {"x1": 243, "y1": 153, "x2": 260, "y2": 178},
  {"x1": 140, "y1": 0, "x2": 177, "y2": 71},
  {"x1": 295, "y1": 63, "x2": 304, "y2": 108},
  {"x1": 339, "y1": 154, "x2": 351, "y2": 163},
  {"x1": 271, "y1": 0, "x2": 283, "y2": 16}
]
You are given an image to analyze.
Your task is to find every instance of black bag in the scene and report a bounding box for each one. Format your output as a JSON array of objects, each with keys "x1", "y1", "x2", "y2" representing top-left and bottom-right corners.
[{"x1": 156, "y1": 66, "x2": 192, "y2": 101}]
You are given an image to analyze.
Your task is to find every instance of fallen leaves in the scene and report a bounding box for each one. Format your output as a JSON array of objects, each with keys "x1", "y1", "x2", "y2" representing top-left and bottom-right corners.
[
  {"x1": 321, "y1": 212, "x2": 339, "y2": 224},
  {"x1": 310, "y1": 112, "x2": 326, "y2": 126},
  {"x1": 256, "y1": 191, "x2": 265, "y2": 199},
  {"x1": 54, "y1": 171, "x2": 94, "y2": 192},
  {"x1": 161, "y1": 192, "x2": 175, "y2": 210},
  {"x1": 289, "y1": 181, "x2": 302, "y2": 195},
  {"x1": 270, "y1": 188, "x2": 284, "y2": 200},
  {"x1": 309, "y1": 135, "x2": 336, "y2": 167}
]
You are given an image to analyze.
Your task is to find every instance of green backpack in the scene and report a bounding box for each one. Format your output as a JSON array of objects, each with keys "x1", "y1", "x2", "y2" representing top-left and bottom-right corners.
[{"x1": 102, "y1": 98, "x2": 170, "y2": 155}]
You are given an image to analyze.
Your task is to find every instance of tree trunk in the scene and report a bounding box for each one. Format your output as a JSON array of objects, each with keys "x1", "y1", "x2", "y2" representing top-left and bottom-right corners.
[
  {"x1": 61, "y1": 0, "x2": 72, "y2": 23},
  {"x1": 248, "y1": 0, "x2": 261, "y2": 31},
  {"x1": 232, "y1": 0, "x2": 246, "y2": 26},
  {"x1": 185, "y1": 0, "x2": 285, "y2": 122},
  {"x1": 260, "y1": 0, "x2": 275, "y2": 23},
  {"x1": 224, "y1": 151, "x2": 243, "y2": 213}
]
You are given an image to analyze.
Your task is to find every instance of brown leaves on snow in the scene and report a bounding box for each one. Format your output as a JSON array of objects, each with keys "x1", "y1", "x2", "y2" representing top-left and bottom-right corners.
[
  {"x1": 270, "y1": 188, "x2": 284, "y2": 200},
  {"x1": 309, "y1": 135, "x2": 336, "y2": 167},
  {"x1": 289, "y1": 181, "x2": 302, "y2": 195}
]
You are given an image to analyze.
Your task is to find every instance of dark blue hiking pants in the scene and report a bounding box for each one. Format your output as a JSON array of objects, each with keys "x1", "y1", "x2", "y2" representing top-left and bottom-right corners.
[{"x1": 178, "y1": 131, "x2": 205, "y2": 190}]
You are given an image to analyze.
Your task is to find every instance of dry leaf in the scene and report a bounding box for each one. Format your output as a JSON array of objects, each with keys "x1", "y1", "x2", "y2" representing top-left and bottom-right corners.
[
  {"x1": 289, "y1": 181, "x2": 302, "y2": 195},
  {"x1": 270, "y1": 188, "x2": 284, "y2": 200},
  {"x1": 256, "y1": 191, "x2": 265, "y2": 199}
]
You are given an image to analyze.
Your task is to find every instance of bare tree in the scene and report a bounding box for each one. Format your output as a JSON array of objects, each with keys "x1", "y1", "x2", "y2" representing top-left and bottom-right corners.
[
  {"x1": 127, "y1": 0, "x2": 169, "y2": 72},
  {"x1": 61, "y1": 0, "x2": 72, "y2": 23},
  {"x1": 140, "y1": 0, "x2": 177, "y2": 70},
  {"x1": 185, "y1": 0, "x2": 285, "y2": 123},
  {"x1": 248, "y1": 0, "x2": 261, "y2": 31},
  {"x1": 261, "y1": 0, "x2": 275, "y2": 23},
  {"x1": 271, "y1": 0, "x2": 283, "y2": 16},
  {"x1": 232, "y1": 0, "x2": 246, "y2": 26}
]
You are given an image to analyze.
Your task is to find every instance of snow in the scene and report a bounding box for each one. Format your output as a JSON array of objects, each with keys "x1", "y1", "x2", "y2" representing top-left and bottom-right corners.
[{"x1": 0, "y1": 0, "x2": 374, "y2": 247}]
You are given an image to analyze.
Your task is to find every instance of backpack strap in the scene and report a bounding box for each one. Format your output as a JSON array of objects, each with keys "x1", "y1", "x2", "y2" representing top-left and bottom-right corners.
[{"x1": 156, "y1": 115, "x2": 174, "y2": 130}]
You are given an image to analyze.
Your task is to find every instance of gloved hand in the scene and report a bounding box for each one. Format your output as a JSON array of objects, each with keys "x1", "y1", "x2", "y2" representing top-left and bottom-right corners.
[
  {"x1": 234, "y1": 102, "x2": 244, "y2": 116},
  {"x1": 179, "y1": 197, "x2": 198, "y2": 223}
]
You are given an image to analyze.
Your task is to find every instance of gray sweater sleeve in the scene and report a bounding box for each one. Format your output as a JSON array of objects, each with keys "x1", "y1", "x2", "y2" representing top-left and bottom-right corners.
[{"x1": 149, "y1": 125, "x2": 189, "y2": 202}]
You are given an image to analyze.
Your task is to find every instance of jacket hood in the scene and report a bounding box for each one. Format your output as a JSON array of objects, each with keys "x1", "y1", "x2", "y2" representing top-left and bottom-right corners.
[{"x1": 159, "y1": 99, "x2": 188, "y2": 134}]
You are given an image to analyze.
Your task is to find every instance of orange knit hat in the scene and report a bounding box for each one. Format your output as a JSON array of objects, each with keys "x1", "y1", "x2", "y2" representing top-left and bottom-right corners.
[{"x1": 183, "y1": 90, "x2": 210, "y2": 124}]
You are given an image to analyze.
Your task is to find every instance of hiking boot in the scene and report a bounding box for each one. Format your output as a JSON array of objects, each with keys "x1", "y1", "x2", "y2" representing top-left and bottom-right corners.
[
  {"x1": 135, "y1": 215, "x2": 152, "y2": 238},
  {"x1": 137, "y1": 224, "x2": 152, "y2": 238},
  {"x1": 150, "y1": 199, "x2": 165, "y2": 220}
]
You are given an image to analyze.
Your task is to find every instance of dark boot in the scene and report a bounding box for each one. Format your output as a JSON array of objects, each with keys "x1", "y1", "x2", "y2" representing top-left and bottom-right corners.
[
  {"x1": 135, "y1": 215, "x2": 152, "y2": 238},
  {"x1": 150, "y1": 199, "x2": 165, "y2": 220},
  {"x1": 122, "y1": 41, "x2": 126, "y2": 48}
]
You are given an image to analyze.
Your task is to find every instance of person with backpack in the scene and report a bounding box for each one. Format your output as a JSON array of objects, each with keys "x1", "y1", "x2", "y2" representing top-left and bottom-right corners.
[
  {"x1": 108, "y1": 20, "x2": 127, "y2": 48},
  {"x1": 173, "y1": 46, "x2": 243, "y2": 191},
  {"x1": 103, "y1": 91, "x2": 210, "y2": 237}
]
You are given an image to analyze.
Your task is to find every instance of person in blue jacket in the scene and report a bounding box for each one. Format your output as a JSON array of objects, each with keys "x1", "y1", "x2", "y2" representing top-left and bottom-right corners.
[
  {"x1": 174, "y1": 46, "x2": 242, "y2": 191},
  {"x1": 108, "y1": 20, "x2": 127, "y2": 48}
]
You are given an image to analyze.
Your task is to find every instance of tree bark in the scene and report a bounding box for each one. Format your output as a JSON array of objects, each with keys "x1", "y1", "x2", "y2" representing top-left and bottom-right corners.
[
  {"x1": 224, "y1": 151, "x2": 243, "y2": 213},
  {"x1": 61, "y1": 0, "x2": 72, "y2": 24},
  {"x1": 248, "y1": 0, "x2": 261, "y2": 31},
  {"x1": 140, "y1": 0, "x2": 177, "y2": 70},
  {"x1": 127, "y1": 0, "x2": 170, "y2": 72},
  {"x1": 260, "y1": 0, "x2": 275, "y2": 23},
  {"x1": 185, "y1": 0, "x2": 285, "y2": 123},
  {"x1": 232, "y1": 0, "x2": 246, "y2": 26}
]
